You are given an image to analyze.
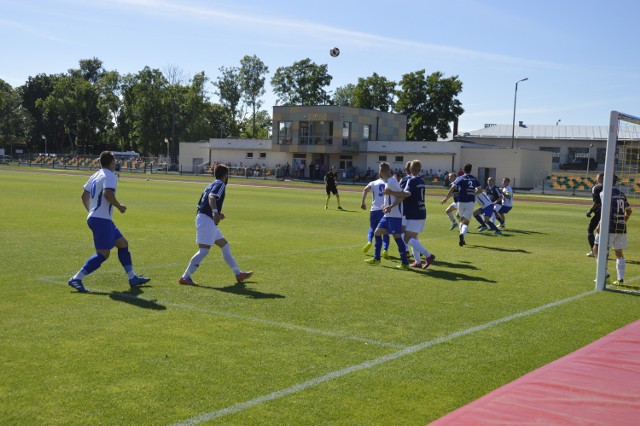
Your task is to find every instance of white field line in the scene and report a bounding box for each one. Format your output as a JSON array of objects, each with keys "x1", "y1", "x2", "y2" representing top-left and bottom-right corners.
[
  {"x1": 37, "y1": 276, "x2": 406, "y2": 349},
  {"x1": 173, "y1": 290, "x2": 597, "y2": 425}
]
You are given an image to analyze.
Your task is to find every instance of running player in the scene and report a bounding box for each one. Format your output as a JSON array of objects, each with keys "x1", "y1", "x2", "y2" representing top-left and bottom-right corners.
[
  {"x1": 360, "y1": 175, "x2": 390, "y2": 257},
  {"x1": 324, "y1": 165, "x2": 343, "y2": 210},
  {"x1": 444, "y1": 172, "x2": 459, "y2": 230},
  {"x1": 179, "y1": 164, "x2": 253, "y2": 286},
  {"x1": 441, "y1": 164, "x2": 480, "y2": 246},
  {"x1": 473, "y1": 186, "x2": 502, "y2": 235},
  {"x1": 402, "y1": 160, "x2": 436, "y2": 269},
  {"x1": 68, "y1": 151, "x2": 150, "y2": 293},
  {"x1": 494, "y1": 177, "x2": 513, "y2": 228}
]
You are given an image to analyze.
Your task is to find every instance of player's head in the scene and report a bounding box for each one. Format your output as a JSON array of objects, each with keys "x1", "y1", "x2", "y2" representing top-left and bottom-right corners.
[
  {"x1": 502, "y1": 177, "x2": 510, "y2": 185},
  {"x1": 214, "y1": 164, "x2": 229, "y2": 182},
  {"x1": 405, "y1": 161, "x2": 412, "y2": 174},
  {"x1": 596, "y1": 173, "x2": 604, "y2": 183},
  {"x1": 463, "y1": 164, "x2": 472, "y2": 174},
  {"x1": 487, "y1": 177, "x2": 494, "y2": 185},
  {"x1": 379, "y1": 162, "x2": 391, "y2": 178},
  {"x1": 448, "y1": 172, "x2": 456, "y2": 181},
  {"x1": 410, "y1": 160, "x2": 422, "y2": 175},
  {"x1": 331, "y1": 165, "x2": 336, "y2": 171},
  {"x1": 99, "y1": 151, "x2": 115, "y2": 169}
]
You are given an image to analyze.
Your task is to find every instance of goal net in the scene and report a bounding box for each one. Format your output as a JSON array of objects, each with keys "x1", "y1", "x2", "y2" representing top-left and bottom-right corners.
[{"x1": 595, "y1": 111, "x2": 640, "y2": 294}]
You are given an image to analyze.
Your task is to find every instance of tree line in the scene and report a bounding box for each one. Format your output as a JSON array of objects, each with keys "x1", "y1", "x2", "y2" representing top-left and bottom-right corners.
[{"x1": 0, "y1": 55, "x2": 463, "y2": 158}]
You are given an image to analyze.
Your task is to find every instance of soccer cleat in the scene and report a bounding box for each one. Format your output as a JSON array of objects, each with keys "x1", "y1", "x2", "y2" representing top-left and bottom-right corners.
[
  {"x1": 178, "y1": 277, "x2": 199, "y2": 286},
  {"x1": 612, "y1": 279, "x2": 624, "y2": 285},
  {"x1": 449, "y1": 222, "x2": 457, "y2": 231},
  {"x1": 494, "y1": 230, "x2": 502, "y2": 235},
  {"x1": 586, "y1": 251, "x2": 595, "y2": 257},
  {"x1": 235, "y1": 271, "x2": 253, "y2": 283},
  {"x1": 409, "y1": 261, "x2": 422, "y2": 268},
  {"x1": 68, "y1": 278, "x2": 89, "y2": 293},
  {"x1": 363, "y1": 241, "x2": 372, "y2": 253},
  {"x1": 381, "y1": 249, "x2": 389, "y2": 259},
  {"x1": 396, "y1": 263, "x2": 410, "y2": 270},
  {"x1": 422, "y1": 254, "x2": 436, "y2": 269},
  {"x1": 477, "y1": 226, "x2": 487, "y2": 232},
  {"x1": 324, "y1": 205, "x2": 328, "y2": 209},
  {"x1": 338, "y1": 206, "x2": 344, "y2": 210},
  {"x1": 129, "y1": 275, "x2": 151, "y2": 287},
  {"x1": 459, "y1": 234, "x2": 466, "y2": 247},
  {"x1": 364, "y1": 258, "x2": 380, "y2": 265}
]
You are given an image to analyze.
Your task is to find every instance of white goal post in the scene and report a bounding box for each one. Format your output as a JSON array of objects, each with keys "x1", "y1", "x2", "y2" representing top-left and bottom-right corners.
[{"x1": 595, "y1": 111, "x2": 640, "y2": 291}]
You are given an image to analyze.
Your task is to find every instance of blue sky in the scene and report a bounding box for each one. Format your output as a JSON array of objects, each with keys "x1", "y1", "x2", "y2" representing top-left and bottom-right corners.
[{"x1": 2, "y1": 0, "x2": 639, "y2": 132}]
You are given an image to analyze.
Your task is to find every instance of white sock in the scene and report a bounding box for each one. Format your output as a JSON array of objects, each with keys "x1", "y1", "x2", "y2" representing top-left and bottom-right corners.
[
  {"x1": 221, "y1": 243, "x2": 241, "y2": 274},
  {"x1": 408, "y1": 237, "x2": 431, "y2": 258},
  {"x1": 461, "y1": 223, "x2": 468, "y2": 236},
  {"x1": 183, "y1": 248, "x2": 210, "y2": 277},
  {"x1": 617, "y1": 258, "x2": 626, "y2": 281}
]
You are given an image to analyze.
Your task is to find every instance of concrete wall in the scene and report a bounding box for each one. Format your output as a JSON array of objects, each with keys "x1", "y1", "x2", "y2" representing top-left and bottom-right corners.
[{"x1": 460, "y1": 147, "x2": 552, "y2": 188}]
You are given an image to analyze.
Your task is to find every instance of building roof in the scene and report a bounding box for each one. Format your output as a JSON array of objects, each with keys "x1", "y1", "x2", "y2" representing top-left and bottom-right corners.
[{"x1": 460, "y1": 124, "x2": 640, "y2": 141}]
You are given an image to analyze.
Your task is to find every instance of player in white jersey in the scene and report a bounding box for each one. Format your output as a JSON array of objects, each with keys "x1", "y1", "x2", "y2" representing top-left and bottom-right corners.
[
  {"x1": 494, "y1": 177, "x2": 513, "y2": 228},
  {"x1": 68, "y1": 151, "x2": 150, "y2": 293},
  {"x1": 472, "y1": 187, "x2": 502, "y2": 235},
  {"x1": 360, "y1": 177, "x2": 390, "y2": 256},
  {"x1": 364, "y1": 162, "x2": 410, "y2": 268}
]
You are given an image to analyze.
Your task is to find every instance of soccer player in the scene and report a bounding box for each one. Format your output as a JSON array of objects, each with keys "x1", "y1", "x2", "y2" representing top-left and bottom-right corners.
[
  {"x1": 593, "y1": 175, "x2": 632, "y2": 285},
  {"x1": 586, "y1": 173, "x2": 604, "y2": 257},
  {"x1": 441, "y1": 164, "x2": 480, "y2": 246},
  {"x1": 494, "y1": 177, "x2": 513, "y2": 228},
  {"x1": 360, "y1": 175, "x2": 390, "y2": 257},
  {"x1": 179, "y1": 164, "x2": 253, "y2": 286},
  {"x1": 68, "y1": 151, "x2": 150, "y2": 293},
  {"x1": 472, "y1": 186, "x2": 502, "y2": 235},
  {"x1": 444, "y1": 172, "x2": 459, "y2": 230},
  {"x1": 324, "y1": 165, "x2": 343, "y2": 210},
  {"x1": 364, "y1": 162, "x2": 410, "y2": 268},
  {"x1": 402, "y1": 160, "x2": 436, "y2": 269}
]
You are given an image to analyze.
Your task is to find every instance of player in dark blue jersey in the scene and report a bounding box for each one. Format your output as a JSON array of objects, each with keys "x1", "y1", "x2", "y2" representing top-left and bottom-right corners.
[
  {"x1": 179, "y1": 164, "x2": 253, "y2": 286},
  {"x1": 402, "y1": 160, "x2": 436, "y2": 268},
  {"x1": 593, "y1": 175, "x2": 632, "y2": 285},
  {"x1": 586, "y1": 173, "x2": 604, "y2": 257},
  {"x1": 441, "y1": 164, "x2": 479, "y2": 246}
]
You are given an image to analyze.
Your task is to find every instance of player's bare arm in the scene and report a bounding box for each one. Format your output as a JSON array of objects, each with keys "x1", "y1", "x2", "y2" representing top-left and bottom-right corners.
[
  {"x1": 209, "y1": 194, "x2": 222, "y2": 224},
  {"x1": 104, "y1": 189, "x2": 126, "y2": 213},
  {"x1": 81, "y1": 190, "x2": 91, "y2": 212}
]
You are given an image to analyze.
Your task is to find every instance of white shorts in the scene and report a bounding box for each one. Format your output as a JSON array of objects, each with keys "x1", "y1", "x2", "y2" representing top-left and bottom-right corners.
[
  {"x1": 457, "y1": 202, "x2": 475, "y2": 220},
  {"x1": 195, "y1": 213, "x2": 223, "y2": 246},
  {"x1": 405, "y1": 219, "x2": 425, "y2": 234},
  {"x1": 447, "y1": 201, "x2": 457, "y2": 211},
  {"x1": 595, "y1": 233, "x2": 627, "y2": 250}
]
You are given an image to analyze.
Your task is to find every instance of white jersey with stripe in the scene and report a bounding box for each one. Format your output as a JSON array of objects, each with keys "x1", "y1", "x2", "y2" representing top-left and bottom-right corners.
[
  {"x1": 476, "y1": 192, "x2": 493, "y2": 208},
  {"x1": 502, "y1": 185, "x2": 514, "y2": 207},
  {"x1": 384, "y1": 176, "x2": 404, "y2": 218},
  {"x1": 368, "y1": 178, "x2": 387, "y2": 211},
  {"x1": 83, "y1": 168, "x2": 118, "y2": 220}
]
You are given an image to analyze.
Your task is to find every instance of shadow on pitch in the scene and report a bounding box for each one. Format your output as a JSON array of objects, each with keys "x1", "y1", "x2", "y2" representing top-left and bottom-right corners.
[
  {"x1": 89, "y1": 286, "x2": 167, "y2": 310},
  {"x1": 425, "y1": 269, "x2": 497, "y2": 284},
  {"x1": 186, "y1": 282, "x2": 285, "y2": 299},
  {"x1": 498, "y1": 229, "x2": 546, "y2": 235},
  {"x1": 468, "y1": 245, "x2": 530, "y2": 254}
]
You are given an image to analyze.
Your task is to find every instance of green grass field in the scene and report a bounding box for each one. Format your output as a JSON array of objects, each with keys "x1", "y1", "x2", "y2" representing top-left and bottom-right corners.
[{"x1": 0, "y1": 167, "x2": 638, "y2": 425}]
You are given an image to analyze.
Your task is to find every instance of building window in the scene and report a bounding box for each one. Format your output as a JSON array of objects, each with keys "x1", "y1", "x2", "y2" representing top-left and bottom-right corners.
[
  {"x1": 339, "y1": 155, "x2": 353, "y2": 171},
  {"x1": 363, "y1": 124, "x2": 370, "y2": 142},
  {"x1": 378, "y1": 155, "x2": 387, "y2": 162},
  {"x1": 259, "y1": 153, "x2": 266, "y2": 159},
  {"x1": 299, "y1": 121, "x2": 333, "y2": 145},
  {"x1": 342, "y1": 122, "x2": 351, "y2": 146},
  {"x1": 394, "y1": 155, "x2": 403, "y2": 163},
  {"x1": 246, "y1": 152, "x2": 253, "y2": 159},
  {"x1": 278, "y1": 121, "x2": 292, "y2": 144},
  {"x1": 540, "y1": 147, "x2": 560, "y2": 164}
]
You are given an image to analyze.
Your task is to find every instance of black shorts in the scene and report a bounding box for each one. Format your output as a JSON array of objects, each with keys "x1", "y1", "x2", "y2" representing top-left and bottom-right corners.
[{"x1": 326, "y1": 185, "x2": 338, "y2": 195}]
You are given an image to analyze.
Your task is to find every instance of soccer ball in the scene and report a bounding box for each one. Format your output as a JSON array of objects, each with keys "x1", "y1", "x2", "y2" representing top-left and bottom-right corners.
[{"x1": 329, "y1": 47, "x2": 340, "y2": 57}]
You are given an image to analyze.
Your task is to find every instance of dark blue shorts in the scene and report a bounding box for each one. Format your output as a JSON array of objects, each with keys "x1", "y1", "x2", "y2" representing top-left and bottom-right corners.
[{"x1": 87, "y1": 217, "x2": 123, "y2": 250}]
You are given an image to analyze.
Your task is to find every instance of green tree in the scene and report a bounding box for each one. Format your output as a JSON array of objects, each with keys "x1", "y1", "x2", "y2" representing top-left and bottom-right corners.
[
  {"x1": 213, "y1": 66, "x2": 243, "y2": 137},
  {"x1": 19, "y1": 73, "x2": 59, "y2": 153},
  {"x1": 0, "y1": 79, "x2": 32, "y2": 154},
  {"x1": 239, "y1": 55, "x2": 269, "y2": 138},
  {"x1": 271, "y1": 59, "x2": 332, "y2": 106},
  {"x1": 352, "y1": 73, "x2": 396, "y2": 112},
  {"x1": 239, "y1": 109, "x2": 271, "y2": 139},
  {"x1": 332, "y1": 84, "x2": 355, "y2": 106},
  {"x1": 395, "y1": 70, "x2": 464, "y2": 141}
]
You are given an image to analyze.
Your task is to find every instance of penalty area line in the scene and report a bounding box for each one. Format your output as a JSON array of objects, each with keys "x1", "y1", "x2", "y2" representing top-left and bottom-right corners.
[{"x1": 173, "y1": 289, "x2": 597, "y2": 425}]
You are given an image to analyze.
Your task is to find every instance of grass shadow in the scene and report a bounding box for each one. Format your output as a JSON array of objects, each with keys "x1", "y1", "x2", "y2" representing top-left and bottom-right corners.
[
  {"x1": 468, "y1": 245, "x2": 530, "y2": 254},
  {"x1": 89, "y1": 287, "x2": 167, "y2": 310},
  {"x1": 183, "y1": 282, "x2": 286, "y2": 299}
]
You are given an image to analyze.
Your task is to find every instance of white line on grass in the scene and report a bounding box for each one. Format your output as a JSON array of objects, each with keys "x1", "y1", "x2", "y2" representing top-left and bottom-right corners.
[
  {"x1": 37, "y1": 277, "x2": 406, "y2": 349},
  {"x1": 173, "y1": 289, "x2": 597, "y2": 425}
]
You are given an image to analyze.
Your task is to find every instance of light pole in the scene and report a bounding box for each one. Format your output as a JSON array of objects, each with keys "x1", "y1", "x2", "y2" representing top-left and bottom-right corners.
[
  {"x1": 511, "y1": 77, "x2": 528, "y2": 149},
  {"x1": 42, "y1": 134, "x2": 47, "y2": 155},
  {"x1": 586, "y1": 143, "x2": 593, "y2": 178}
]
